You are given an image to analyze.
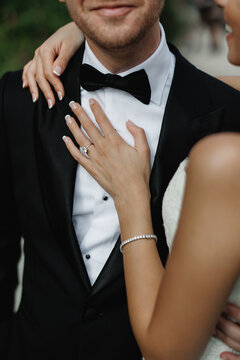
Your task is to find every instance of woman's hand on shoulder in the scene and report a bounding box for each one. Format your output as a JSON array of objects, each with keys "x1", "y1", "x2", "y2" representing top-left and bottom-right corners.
[{"x1": 22, "y1": 22, "x2": 84, "y2": 108}]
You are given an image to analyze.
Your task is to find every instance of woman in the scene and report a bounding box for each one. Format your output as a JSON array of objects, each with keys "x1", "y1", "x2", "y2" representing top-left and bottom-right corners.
[{"x1": 22, "y1": 0, "x2": 240, "y2": 359}]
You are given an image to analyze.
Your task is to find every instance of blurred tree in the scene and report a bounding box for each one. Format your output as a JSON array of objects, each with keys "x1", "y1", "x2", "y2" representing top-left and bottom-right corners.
[
  {"x1": 0, "y1": 0, "x2": 184, "y2": 77},
  {"x1": 162, "y1": 0, "x2": 186, "y2": 42},
  {"x1": 0, "y1": 0, "x2": 70, "y2": 76}
]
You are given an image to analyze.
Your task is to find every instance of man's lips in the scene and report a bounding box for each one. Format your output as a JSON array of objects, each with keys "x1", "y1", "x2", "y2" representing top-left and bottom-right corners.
[{"x1": 92, "y1": 5, "x2": 134, "y2": 17}]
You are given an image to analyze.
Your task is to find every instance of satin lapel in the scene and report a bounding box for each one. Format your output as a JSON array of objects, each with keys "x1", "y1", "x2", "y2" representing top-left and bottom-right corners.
[
  {"x1": 90, "y1": 235, "x2": 123, "y2": 296},
  {"x1": 150, "y1": 44, "x2": 224, "y2": 266},
  {"x1": 34, "y1": 45, "x2": 91, "y2": 291}
]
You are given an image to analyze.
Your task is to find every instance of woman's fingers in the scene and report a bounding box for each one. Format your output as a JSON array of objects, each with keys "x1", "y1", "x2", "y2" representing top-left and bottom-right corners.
[
  {"x1": 52, "y1": 41, "x2": 76, "y2": 77},
  {"x1": 62, "y1": 135, "x2": 90, "y2": 167},
  {"x1": 38, "y1": 46, "x2": 65, "y2": 102},
  {"x1": 126, "y1": 120, "x2": 150, "y2": 154},
  {"x1": 22, "y1": 60, "x2": 32, "y2": 88},
  {"x1": 215, "y1": 317, "x2": 240, "y2": 353},
  {"x1": 68, "y1": 99, "x2": 150, "y2": 160},
  {"x1": 24, "y1": 60, "x2": 40, "y2": 102},
  {"x1": 224, "y1": 303, "x2": 240, "y2": 324},
  {"x1": 215, "y1": 304, "x2": 240, "y2": 353},
  {"x1": 35, "y1": 61, "x2": 56, "y2": 109},
  {"x1": 63, "y1": 115, "x2": 96, "y2": 174},
  {"x1": 220, "y1": 352, "x2": 240, "y2": 360},
  {"x1": 69, "y1": 100, "x2": 104, "y2": 145},
  {"x1": 22, "y1": 22, "x2": 84, "y2": 106},
  {"x1": 65, "y1": 114, "x2": 92, "y2": 146},
  {"x1": 89, "y1": 99, "x2": 117, "y2": 137}
]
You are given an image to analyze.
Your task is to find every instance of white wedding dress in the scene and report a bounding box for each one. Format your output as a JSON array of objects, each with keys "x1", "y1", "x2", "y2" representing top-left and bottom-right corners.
[{"x1": 161, "y1": 158, "x2": 240, "y2": 359}]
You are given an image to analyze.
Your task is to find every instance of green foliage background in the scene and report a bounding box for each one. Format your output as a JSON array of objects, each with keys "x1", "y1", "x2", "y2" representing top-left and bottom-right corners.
[{"x1": 0, "y1": 0, "x2": 183, "y2": 77}]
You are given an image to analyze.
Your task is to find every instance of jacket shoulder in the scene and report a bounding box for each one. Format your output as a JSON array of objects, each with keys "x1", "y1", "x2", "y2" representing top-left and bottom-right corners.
[
  {"x1": 0, "y1": 70, "x2": 33, "y2": 115},
  {"x1": 169, "y1": 43, "x2": 240, "y2": 111}
]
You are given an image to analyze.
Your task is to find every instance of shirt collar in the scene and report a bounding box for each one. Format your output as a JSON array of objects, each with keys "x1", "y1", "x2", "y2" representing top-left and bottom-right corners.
[{"x1": 83, "y1": 23, "x2": 172, "y2": 106}]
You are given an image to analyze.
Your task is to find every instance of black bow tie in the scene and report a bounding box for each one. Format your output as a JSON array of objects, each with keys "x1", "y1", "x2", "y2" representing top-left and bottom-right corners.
[{"x1": 80, "y1": 64, "x2": 151, "y2": 105}]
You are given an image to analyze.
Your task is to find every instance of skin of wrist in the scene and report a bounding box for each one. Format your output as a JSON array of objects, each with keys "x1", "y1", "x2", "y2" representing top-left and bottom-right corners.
[
  {"x1": 114, "y1": 186, "x2": 151, "y2": 213},
  {"x1": 114, "y1": 192, "x2": 153, "y2": 242}
]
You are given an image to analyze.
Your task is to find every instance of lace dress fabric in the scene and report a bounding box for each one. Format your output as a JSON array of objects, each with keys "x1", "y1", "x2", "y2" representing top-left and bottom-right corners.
[{"x1": 161, "y1": 158, "x2": 240, "y2": 359}]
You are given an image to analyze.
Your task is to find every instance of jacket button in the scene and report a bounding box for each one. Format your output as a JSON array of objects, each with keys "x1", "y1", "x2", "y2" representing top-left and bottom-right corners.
[{"x1": 84, "y1": 308, "x2": 98, "y2": 321}]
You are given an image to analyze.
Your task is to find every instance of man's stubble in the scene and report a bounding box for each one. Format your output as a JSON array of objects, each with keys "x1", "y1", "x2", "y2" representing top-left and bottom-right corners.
[{"x1": 65, "y1": 1, "x2": 165, "y2": 53}]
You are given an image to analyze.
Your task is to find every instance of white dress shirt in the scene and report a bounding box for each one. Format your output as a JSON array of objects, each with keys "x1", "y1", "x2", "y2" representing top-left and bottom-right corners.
[{"x1": 72, "y1": 24, "x2": 176, "y2": 285}]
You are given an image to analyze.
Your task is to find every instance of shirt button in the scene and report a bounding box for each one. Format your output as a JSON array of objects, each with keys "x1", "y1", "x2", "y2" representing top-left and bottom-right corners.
[
  {"x1": 85, "y1": 254, "x2": 91, "y2": 260},
  {"x1": 103, "y1": 195, "x2": 109, "y2": 201}
]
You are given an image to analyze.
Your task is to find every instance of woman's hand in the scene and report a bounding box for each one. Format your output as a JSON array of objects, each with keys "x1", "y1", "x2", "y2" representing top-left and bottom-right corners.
[
  {"x1": 217, "y1": 303, "x2": 240, "y2": 359},
  {"x1": 22, "y1": 22, "x2": 84, "y2": 108},
  {"x1": 62, "y1": 99, "x2": 151, "y2": 208}
]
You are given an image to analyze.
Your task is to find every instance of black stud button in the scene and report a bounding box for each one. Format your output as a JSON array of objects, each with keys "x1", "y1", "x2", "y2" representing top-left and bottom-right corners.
[
  {"x1": 84, "y1": 308, "x2": 98, "y2": 321},
  {"x1": 86, "y1": 254, "x2": 91, "y2": 260},
  {"x1": 103, "y1": 195, "x2": 109, "y2": 201}
]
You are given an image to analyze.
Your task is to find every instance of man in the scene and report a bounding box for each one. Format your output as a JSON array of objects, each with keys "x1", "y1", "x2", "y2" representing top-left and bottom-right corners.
[{"x1": 1, "y1": 0, "x2": 240, "y2": 359}]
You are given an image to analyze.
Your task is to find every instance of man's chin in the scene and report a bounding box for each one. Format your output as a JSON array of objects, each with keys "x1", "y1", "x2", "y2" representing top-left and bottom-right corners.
[{"x1": 85, "y1": 26, "x2": 146, "y2": 52}]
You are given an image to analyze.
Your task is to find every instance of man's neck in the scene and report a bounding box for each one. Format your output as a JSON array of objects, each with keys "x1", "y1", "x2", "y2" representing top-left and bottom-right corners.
[{"x1": 85, "y1": 23, "x2": 161, "y2": 74}]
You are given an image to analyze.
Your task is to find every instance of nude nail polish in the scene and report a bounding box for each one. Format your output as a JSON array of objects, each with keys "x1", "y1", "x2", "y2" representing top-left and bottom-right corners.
[
  {"x1": 65, "y1": 115, "x2": 72, "y2": 124},
  {"x1": 69, "y1": 101, "x2": 77, "y2": 110},
  {"x1": 62, "y1": 136, "x2": 68, "y2": 144},
  {"x1": 48, "y1": 99, "x2": 53, "y2": 109},
  {"x1": 53, "y1": 66, "x2": 62, "y2": 76},
  {"x1": 32, "y1": 93, "x2": 37, "y2": 103},
  {"x1": 57, "y1": 91, "x2": 63, "y2": 101},
  {"x1": 128, "y1": 120, "x2": 136, "y2": 127}
]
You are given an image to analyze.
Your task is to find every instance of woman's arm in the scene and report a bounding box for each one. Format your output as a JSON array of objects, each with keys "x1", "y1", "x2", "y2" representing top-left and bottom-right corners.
[
  {"x1": 65, "y1": 100, "x2": 240, "y2": 360},
  {"x1": 117, "y1": 135, "x2": 240, "y2": 360},
  {"x1": 218, "y1": 76, "x2": 240, "y2": 91}
]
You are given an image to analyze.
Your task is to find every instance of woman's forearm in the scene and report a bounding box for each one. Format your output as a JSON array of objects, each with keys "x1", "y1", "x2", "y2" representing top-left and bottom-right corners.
[
  {"x1": 115, "y1": 194, "x2": 165, "y2": 355},
  {"x1": 116, "y1": 138, "x2": 240, "y2": 360}
]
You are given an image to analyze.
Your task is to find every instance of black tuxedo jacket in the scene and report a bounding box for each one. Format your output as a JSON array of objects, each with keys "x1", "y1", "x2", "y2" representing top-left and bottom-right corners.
[{"x1": 1, "y1": 44, "x2": 240, "y2": 360}]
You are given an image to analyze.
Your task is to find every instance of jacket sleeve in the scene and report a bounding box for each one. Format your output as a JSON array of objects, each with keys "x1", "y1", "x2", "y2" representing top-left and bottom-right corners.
[{"x1": 0, "y1": 73, "x2": 22, "y2": 323}]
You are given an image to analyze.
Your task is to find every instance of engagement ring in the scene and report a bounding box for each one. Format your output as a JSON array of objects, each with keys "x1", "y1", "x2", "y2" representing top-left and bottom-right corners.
[{"x1": 80, "y1": 143, "x2": 93, "y2": 155}]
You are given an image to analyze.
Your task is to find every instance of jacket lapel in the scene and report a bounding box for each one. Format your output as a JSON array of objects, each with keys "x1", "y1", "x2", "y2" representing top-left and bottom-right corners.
[
  {"x1": 150, "y1": 44, "x2": 223, "y2": 265},
  {"x1": 35, "y1": 45, "x2": 91, "y2": 291}
]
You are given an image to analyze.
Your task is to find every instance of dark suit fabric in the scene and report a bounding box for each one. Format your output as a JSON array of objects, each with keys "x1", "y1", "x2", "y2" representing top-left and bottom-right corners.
[{"x1": 1, "y1": 44, "x2": 240, "y2": 359}]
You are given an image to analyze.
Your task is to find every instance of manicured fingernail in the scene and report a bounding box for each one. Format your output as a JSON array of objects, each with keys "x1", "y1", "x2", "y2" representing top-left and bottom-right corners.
[
  {"x1": 69, "y1": 101, "x2": 77, "y2": 110},
  {"x1": 32, "y1": 93, "x2": 37, "y2": 103},
  {"x1": 62, "y1": 135, "x2": 68, "y2": 144},
  {"x1": 128, "y1": 120, "x2": 136, "y2": 127},
  {"x1": 48, "y1": 99, "x2": 53, "y2": 109},
  {"x1": 53, "y1": 66, "x2": 62, "y2": 76},
  {"x1": 65, "y1": 115, "x2": 72, "y2": 124},
  {"x1": 22, "y1": 81, "x2": 27, "y2": 89},
  {"x1": 57, "y1": 91, "x2": 63, "y2": 101},
  {"x1": 89, "y1": 98, "x2": 95, "y2": 106}
]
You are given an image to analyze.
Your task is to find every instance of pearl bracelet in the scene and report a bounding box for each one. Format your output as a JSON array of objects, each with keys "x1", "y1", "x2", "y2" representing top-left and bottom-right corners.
[{"x1": 120, "y1": 234, "x2": 158, "y2": 253}]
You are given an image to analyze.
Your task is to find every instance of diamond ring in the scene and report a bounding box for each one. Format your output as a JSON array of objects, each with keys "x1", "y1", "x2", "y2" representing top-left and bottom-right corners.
[{"x1": 80, "y1": 142, "x2": 93, "y2": 155}]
